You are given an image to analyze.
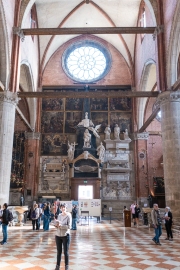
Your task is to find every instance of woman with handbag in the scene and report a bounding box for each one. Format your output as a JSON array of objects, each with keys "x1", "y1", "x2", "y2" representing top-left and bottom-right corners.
[{"x1": 54, "y1": 203, "x2": 72, "y2": 270}]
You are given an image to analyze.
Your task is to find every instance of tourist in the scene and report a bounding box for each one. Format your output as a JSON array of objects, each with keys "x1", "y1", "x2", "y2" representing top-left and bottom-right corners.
[
  {"x1": 0, "y1": 205, "x2": 2, "y2": 226},
  {"x1": 135, "y1": 203, "x2": 141, "y2": 227},
  {"x1": 1, "y1": 203, "x2": 9, "y2": 245},
  {"x1": 164, "y1": 206, "x2": 173, "y2": 241},
  {"x1": 31, "y1": 203, "x2": 40, "y2": 230},
  {"x1": 54, "y1": 203, "x2": 72, "y2": 270},
  {"x1": 71, "y1": 205, "x2": 78, "y2": 230},
  {"x1": 43, "y1": 203, "x2": 51, "y2": 231},
  {"x1": 130, "y1": 202, "x2": 136, "y2": 226},
  {"x1": 151, "y1": 203, "x2": 162, "y2": 245}
]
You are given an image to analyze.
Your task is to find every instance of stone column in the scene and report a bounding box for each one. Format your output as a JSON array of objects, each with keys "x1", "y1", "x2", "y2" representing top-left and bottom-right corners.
[
  {"x1": 133, "y1": 132, "x2": 149, "y2": 206},
  {"x1": 0, "y1": 91, "x2": 19, "y2": 206},
  {"x1": 24, "y1": 132, "x2": 41, "y2": 204},
  {"x1": 158, "y1": 90, "x2": 180, "y2": 217}
]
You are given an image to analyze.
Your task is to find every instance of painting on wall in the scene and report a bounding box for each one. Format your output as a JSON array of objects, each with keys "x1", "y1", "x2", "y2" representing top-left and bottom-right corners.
[
  {"x1": 42, "y1": 98, "x2": 64, "y2": 111},
  {"x1": 110, "y1": 97, "x2": 131, "y2": 111},
  {"x1": 41, "y1": 112, "x2": 64, "y2": 133},
  {"x1": 110, "y1": 112, "x2": 131, "y2": 132},
  {"x1": 66, "y1": 98, "x2": 83, "y2": 111},
  {"x1": 10, "y1": 132, "x2": 25, "y2": 189},
  {"x1": 41, "y1": 134, "x2": 68, "y2": 155},
  {"x1": 90, "y1": 98, "x2": 108, "y2": 111},
  {"x1": 65, "y1": 112, "x2": 82, "y2": 133},
  {"x1": 91, "y1": 112, "x2": 108, "y2": 133}
]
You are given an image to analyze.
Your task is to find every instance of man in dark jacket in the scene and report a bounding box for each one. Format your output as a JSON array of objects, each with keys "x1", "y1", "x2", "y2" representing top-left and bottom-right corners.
[
  {"x1": 71, "y1": 205, "x2": 78, "y2": 230},
  {"x1": 1, "y1": 203, "x2": 9, "y2": 245}
]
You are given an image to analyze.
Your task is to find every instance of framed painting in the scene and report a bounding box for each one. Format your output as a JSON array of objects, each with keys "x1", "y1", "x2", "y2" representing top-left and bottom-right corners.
[
  {"x1": 42, "y1": 98, "x2": 64, "y2": 111},
  {"x1": 65, "y1": 112, "x2": 82, "y2": 133},
  {"x1": 90, "y1": 98, "x2": 108, "y2": 111},
  {"x1": 110, "y1": 112, "x2": 132, "y2": 132},
  {"x1": 66, "y1": 98, "x2": 83, "y2": 111},
  {"x1": 91, "y1": 112, "x2": 108, "y2": 133},
  {"x1": 41, "y1": 134, "x2": 68, "y2": 155},
  {"x1": 41, "y1": 112, "x2": 64, "y2": 133},
  {"x1": 110, "y1": 97, "x2": 131, "y2": 111}
]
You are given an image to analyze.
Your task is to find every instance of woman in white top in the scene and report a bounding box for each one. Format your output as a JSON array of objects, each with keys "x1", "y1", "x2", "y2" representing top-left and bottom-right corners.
[{"x1": 54, "y1": 203, "x2": 72, "y2": 270}]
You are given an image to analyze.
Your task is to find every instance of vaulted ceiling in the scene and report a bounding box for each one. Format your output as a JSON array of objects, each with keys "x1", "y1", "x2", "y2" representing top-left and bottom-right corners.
[{"x1": 33, "y1": 0, "x2": 144, "y2": 71}]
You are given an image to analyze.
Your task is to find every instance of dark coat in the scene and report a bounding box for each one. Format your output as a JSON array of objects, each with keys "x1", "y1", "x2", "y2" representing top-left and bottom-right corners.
[
  {"x1": 72, "y1": 208, "x2": 77, "y2": 218},
  {"x1": 165, "y1": 211, "x2": 173, "y2": 224},
  {"x1": 2, "y1": 209, "x2": 9, "y2": 225}
]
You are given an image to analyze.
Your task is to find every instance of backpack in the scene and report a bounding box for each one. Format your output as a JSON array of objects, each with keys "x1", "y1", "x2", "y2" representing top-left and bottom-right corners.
[
  {"x1": 8, "y1": 211, "x2": 14, "y2": 222},
  {"x1": 31, "y1": 209, "x2": 36, "y2": 219}
]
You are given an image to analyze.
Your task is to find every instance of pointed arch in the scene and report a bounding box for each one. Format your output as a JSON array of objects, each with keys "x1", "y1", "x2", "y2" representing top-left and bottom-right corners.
[
  {"x1": 166, "y1": 1, "x2": 180, "y2": 88},
  {"x1": 0, "y1": 0, "x2": 10, "y2": 89},
  {"x1": 20, "y1": 61, "x2": 37, "y2": 129},
  {"x1": 137, "y1": 59, "x2": 156, "y2": 129}
]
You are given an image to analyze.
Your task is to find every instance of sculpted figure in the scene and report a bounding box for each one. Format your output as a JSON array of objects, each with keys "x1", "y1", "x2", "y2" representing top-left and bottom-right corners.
[
  {"x1": 67, "y1": 141, "x2": 75, "y2": 161},
  {"x1": 97, "y1": 142, "x2": 105, "y2": 162},
  {"x1": 83, "y1": 129, "x2": 91, "y2": 148},
  {"x1": 114, "y1": 124, "x2": 120, "y2": 140},
  {"x1": 104, "y1": 125, "x2": 111, "y2": 140},
  {"x1": 123, "y1": 129, "x2": 131, "y2": 140}
]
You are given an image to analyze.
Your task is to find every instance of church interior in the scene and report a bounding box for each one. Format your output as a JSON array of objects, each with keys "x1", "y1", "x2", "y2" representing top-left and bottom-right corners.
[{"x1": 0, "y1": 0, "x2": 180, "y2": 269}]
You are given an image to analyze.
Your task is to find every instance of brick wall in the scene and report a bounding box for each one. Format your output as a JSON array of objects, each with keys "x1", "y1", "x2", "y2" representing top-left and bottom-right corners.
[{"x1": 42, "y1": 35, "x2": 132, "y2": 86}]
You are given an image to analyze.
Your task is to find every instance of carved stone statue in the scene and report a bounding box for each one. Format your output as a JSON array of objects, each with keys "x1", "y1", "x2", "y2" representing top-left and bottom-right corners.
[
  {"x1": 104, "y1": 125, "x2": 111, "y2": 140},
  {"x1": 83, "y1": 129, "x2": 91, "y2": 148},
  {"x1": 114, "y1": 124, "x2": 120, "y2": 140},
  {"x1": 123, "y1": 129, "x2": 131, "y2": 140},
  {"x1": 97, "y1": 142, "x2": 105, "y2": 162},
  {"x1": 77, "y1": 112, "x2": 94, "y2": 128},
  {"x1": 67, "y1": 142, "x2": 75, "y2": 161},
  {"x1": 77, "y1": 112, "x2": 101, "y2": 138}
]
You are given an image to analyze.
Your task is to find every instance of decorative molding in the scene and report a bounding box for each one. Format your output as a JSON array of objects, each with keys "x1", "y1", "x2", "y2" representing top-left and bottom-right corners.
[
  {"x1": 25, "y1": 132, "x2": 41, "y2": 140},
  {"x1": 0, "y1": 91, "x2": 19, "y2": 105},
  {"x1": 158, "y1": 90, "x2": 180, "y2": 106},
  {"x1": 133, "y1": 132, "x2": 149, "y2": 140},
  {"x1": 73, "y1": 151, "x2": 100, "y2": 165}
]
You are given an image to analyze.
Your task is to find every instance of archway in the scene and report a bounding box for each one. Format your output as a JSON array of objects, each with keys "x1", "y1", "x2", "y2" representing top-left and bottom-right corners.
[
  {"x1": 20, "y1": 62, "x2": 37, "y2": 129},
  {"x1": 138, "y1": 60, "x2": 157, "y2": 129}
]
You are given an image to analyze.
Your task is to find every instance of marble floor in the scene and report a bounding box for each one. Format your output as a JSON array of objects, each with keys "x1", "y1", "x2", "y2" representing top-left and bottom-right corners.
[{"x1": 0, "y1": 219, "x2": 180, "y2": 270}]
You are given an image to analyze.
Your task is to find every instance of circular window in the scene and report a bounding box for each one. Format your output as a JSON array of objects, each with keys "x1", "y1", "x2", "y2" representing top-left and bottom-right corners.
[{"x1": 62, "y1": 41, "x2": 111, "y2": 83}]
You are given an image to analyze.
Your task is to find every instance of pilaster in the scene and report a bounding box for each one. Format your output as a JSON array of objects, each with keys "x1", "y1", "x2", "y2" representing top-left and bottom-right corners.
[
  {"x1": 24, "y1": 132, "x2": 41, "y2": 204},
  {"x1": 133, "y1": 132, "x2": 149, "y2": 206}
]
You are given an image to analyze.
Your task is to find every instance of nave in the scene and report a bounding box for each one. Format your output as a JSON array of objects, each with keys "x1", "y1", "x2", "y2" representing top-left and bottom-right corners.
[{"x1": 0, "y1": 220, "x2": 180, "y2": 270}]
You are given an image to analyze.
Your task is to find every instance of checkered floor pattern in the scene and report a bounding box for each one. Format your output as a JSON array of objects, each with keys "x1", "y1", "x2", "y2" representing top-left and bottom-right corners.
[{"x1": 0, "y1": 220, "x2": 180, "y2": 270}]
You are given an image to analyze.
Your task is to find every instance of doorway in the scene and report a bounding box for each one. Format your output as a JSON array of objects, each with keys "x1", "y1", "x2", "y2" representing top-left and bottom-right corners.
[{"x1": 78, "y1": 185, "x2": 93, "y2": 199}]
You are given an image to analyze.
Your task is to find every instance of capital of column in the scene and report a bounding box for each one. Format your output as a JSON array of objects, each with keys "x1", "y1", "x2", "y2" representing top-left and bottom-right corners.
[
  {"x1": 157, "y1": 90, "x2": 180, "y2": 106},
  {"x1": 25, "y1": 132, "x2": 41, "y2": 140},
  {"x1": 0, "y1": 91, "x2": 19, "y2": 105},
  {"x1": 133, "y1": 132, "x2": 149, "y2": 140}
]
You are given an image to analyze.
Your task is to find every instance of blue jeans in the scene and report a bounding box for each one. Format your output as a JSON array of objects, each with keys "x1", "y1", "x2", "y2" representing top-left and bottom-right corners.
[
  {"x1": 2, "y1": 224, "x2": 8, "y2": 243},
  {"x1": 72, "y1": 218, "x2": 77, "y2": 230},
  {"x1": 153, "y1": 225, "x2": 162, "y2": 243}
]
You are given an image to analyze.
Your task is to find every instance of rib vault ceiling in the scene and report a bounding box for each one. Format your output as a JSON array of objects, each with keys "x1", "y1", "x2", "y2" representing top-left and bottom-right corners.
[{"x1": 31, "y1": 0, "x2": 143, "y2": 71}]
